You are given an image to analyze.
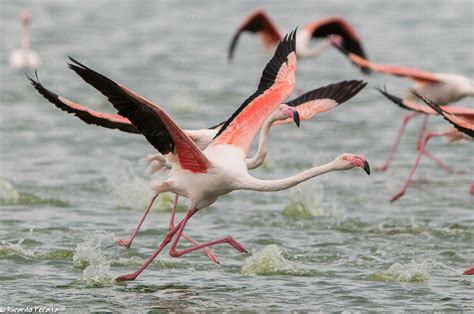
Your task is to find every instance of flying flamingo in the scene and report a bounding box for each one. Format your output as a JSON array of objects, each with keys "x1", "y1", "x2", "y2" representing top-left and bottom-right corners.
[
  {"x1": 57, "y1": 31, "x2": 369, "y2": 281},
  {"x1": 330, "y1": 38, "x2": 474, "y2": 171},
  {"x1": 29, "y1": 71, "x2": 366, "y2": 262},
  {"x1": 9, "y1": 11, "x2": 40, "y2": 69},
  {"x1": 380, "y1": 90, "x2": 473, "y2": 202},
  {"x1": 228, "y1": 9, "x2": 369, "y2": 74}
]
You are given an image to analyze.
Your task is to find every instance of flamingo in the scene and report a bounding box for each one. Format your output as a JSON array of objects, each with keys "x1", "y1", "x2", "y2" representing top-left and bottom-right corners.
[
  {"x1": 53, "y1": 31, "x2": 369, "y2": 281},
  {"x1": 29, "y1": 71, "x2": 366, "y2": 261},
  {"x1": 330, "y1": 38, "x2": 474, "y2": 171},
  {"x1": 464, "y1": 267, "x2": 474, "y2": 275},
  {"x1": 380, "y1": 90, "x2": 473, "y2": 202},
  {"x1": 9, "y1": 11, "x2": 40, "y2": 69},
  {"x1": 228, "y1": 9, "x2": 369, "y2": 73}
]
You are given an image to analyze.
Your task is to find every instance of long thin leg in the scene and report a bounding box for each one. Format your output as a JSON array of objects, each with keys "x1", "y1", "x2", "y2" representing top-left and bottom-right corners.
[
  {"x1": 416, "y1": 115, "x2": 429, "y2": 149},
  {"x1": 116, "y1": 194, "x2": 158, "y2": 249},
  {"x1": 168, "y1": 195, "x2": 219, "y2": 263},
  {"x1": 378, "y1": 112, "x2": 419, "y2": 171},
  {"x1": 422, "y1": 150, "x2": 453, "y2": 173},
  {"x1": 115, "y1": 219, "x2": 185, "y2": 282},
  {"x1": 390, "y1": 132, "x2": 448, "y2": 202},
  {"x1": 168, "y1": 209, "x2": 247, "y2": 258}
]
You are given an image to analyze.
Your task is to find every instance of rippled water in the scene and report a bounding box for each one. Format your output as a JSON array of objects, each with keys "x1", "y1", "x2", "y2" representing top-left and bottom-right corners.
[{"x1": 1, "y1": 0, "x2": 473, "y2": 311}]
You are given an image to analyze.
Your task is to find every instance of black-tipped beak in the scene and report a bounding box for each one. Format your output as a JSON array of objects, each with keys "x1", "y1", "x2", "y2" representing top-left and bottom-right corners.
[
  {"x1": 363, "y1": 160, "x2": 370, "y2": 175},
  {"x1": 293, "y1": 110, "x2": 300, "y2": 127}
]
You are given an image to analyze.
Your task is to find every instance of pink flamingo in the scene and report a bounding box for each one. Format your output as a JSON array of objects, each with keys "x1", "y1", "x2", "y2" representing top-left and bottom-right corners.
[
  {"x1": 29, "y1": 71, "x2": 366, "y2": 262},
  {"x1": 331, "y1": 39, "x2": 474, "y2": 171},
  {"x1": 464, "y1": 267, "x2": 474, "y2": 275},
  {"x1": 9, "y1": 11, "x2": 40, "y2": 69},
  {"x1": 56, "y1": 31, "x2": 370, "y2": 281},
  {"x1": 380, "y1": 89, "x2": 473, "y2": 202},
  {"x1": 228, "y1": 9, "x2": 369, "y2": 73}
]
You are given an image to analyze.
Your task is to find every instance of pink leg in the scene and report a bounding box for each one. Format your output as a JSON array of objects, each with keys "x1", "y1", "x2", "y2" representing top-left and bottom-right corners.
[
  {"x1": 168, "y1": 208, "x2": 247, "y2": 258},
  {"x1": 422, "y1": 150, "x2": 453, "y2": 173},
  {"x1": 416, "y1": 115, "x2": 429, "y2": 150},
  {"x1": 168, "y1": 195, "x2": 219, "y2": 263},
  {"x1": 390, "y1": 132, "x2": 448, "y2": 202},
  {"x1": 470, "y1": 182, "x2": 474, "y2": 196},
  {"x1": 378, "y1": 112, "x2": 419, "y2": 171},
  {"x1": 116, "y1": 194, "x2": 158, "y2": 249},
  {"x1": 115, "y1": 219, "x2": 185, "y2": 282}
]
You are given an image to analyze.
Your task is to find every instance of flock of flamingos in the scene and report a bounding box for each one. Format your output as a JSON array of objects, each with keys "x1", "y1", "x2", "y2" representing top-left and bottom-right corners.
[{"x1": 9, "y1": 10, "x2": 474, "y2": 280}]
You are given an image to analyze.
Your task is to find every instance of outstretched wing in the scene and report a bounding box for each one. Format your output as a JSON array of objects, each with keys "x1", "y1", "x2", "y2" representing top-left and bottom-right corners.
[
  {"x1": 27, "y1": 72, "x2": 139, "y2": 134},
  {"x1": 228, "y1": 9, "x2": 282, "y2": 60},
  {"x1": 213, "y1": 30, "x2": 297, "y2": 154},
  {"x1": 305, "y1": 16, "x2": 368, "y2": 69},
  {"x1": 376, "y1": 87, "x2": 474, "y2": 120},
  {"x1": 274, "y1": 80, "x2": 367, "y2": 125},
  {"x1": 331, "y1": 42, "x2": 440, "y2": 83},
  {"x1": 67, "y1": 57, "x2": 210, "y2": 173},
  {"x1": 411, "y1": 90, "x2": 474, "y2": 137}
]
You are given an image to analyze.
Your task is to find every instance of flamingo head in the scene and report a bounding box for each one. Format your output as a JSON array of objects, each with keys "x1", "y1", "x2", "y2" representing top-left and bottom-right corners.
[
  {"x1": 276, "y1": 104, "x2": 300, "y2": 127},
  {"x1": 20, "y1": 11, "x2": 31, "y2": 25},
  {"x1": 333, "y1": 153, "x2": 370, "y2": 175}
]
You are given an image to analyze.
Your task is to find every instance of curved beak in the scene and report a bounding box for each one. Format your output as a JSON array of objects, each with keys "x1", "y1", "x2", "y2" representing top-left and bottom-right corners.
[
  {"x1": 293, "y1": 110, "x2": 300, "y2": 127},
  {"x1": 363, "y1": 160, "x2": 370, "y2": 175}
]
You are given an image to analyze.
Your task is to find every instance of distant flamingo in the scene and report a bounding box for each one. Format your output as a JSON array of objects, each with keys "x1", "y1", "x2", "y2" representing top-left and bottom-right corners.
[
  {"x1": 330, "y1": 38, "x2": 474, "y2": 171},
  {"x1": 30, "y1": 69, "x2": 366, "y2": 262},
  {"x1": 228, "y1": 9, "x2": 369, "y2": 73},
  {"x1": 464, "y1": 267, "x2": 474, "y2": 275},
  {"x1": 381, "y1": 90, "x2": 473, "y2": 202},
  {"x1": 57, "y1": 31, "x2": 369, "y2": 281},
  {"x1": 9, "y1": 11, "x2": 40, "y2": 69}
]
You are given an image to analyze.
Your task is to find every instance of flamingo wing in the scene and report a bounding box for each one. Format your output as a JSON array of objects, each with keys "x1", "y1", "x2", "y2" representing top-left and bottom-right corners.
[
  {"x1": 228, "y1": 9, "x2": 282, "y2": 60},
  {"x1": 273, "y1": 80, "x2": 367, "y2": 125},
  {"x1": 27, "y1": 72, "x2": 139, "y2": 134},
  {"x1": 213, "y1": 30, "x2": 297, "y2": 154},
  {"x1": 67, "y1": 57, "x2": 210, "y2": 173},
  {"x1": 412, "y1": 91, "x2": 474, "y2": 137},
  {"x1": 305, "y1": 16, "x2": 368, "y2": 62},
  {"x1": 331, "y1": 42, "x2": 440, "y2": 83}
]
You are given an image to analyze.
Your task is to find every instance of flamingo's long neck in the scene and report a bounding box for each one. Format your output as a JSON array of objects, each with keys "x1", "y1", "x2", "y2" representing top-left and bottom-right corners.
[
  {"x1": 20, "y1": 22, "x2": 30, "y2": 53},
  {"x1": 240, "y1": 161, "x2": 336, "y2": 192},
  {"x1": 298, "y1": 38, "x2": 333, "y2": 58},
  {"x1": 245, "y1": 112, "x2": 277, "y2": 169}
]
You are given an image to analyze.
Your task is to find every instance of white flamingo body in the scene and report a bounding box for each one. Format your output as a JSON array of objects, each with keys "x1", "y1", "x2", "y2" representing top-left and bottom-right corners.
[
  {"x1": 9, "y1": 11, "x2": 40, "y2": 69},
  {"x1": 408, "y1": 73, "x2": 474, "y2": 104}
]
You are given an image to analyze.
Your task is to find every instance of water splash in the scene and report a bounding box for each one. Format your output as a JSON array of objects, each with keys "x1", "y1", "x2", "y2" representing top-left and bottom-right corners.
[
  {"x1": 73, "y1": 232, "x2": 115, "y2": 287},
  {"x1": 169, "y1": 94, "x2": 197, "y2": 113},
  {"x1": 282, "y1": 182, "x2": 340, "y2": 218},
  {"x1": 0, "y1": 179, "x2": 69, "y2": 207},
  {"x1": 368, "y1": 261, "x2": 431, "y2": 282},
  {"x1": 0, "y1": 239, "x2": 36, "y2": 259},
  {"x1": 0, "y1": 179, "x2": 20, "y2": 203},
  {"x1": 241, "y1": 245, "x2": 301, "y2": 276}
]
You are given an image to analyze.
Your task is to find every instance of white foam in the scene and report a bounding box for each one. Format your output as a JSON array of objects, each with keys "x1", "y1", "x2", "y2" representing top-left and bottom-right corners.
[
  {"x1": 0, "y1": 179, "x2": 20, "y2": 203},
  {"x1": 370, "y1": 260, "x2": 431, "y2": 282},
  {"x1": 241, "y1": 244, "x2": 297, "y2": 275}
]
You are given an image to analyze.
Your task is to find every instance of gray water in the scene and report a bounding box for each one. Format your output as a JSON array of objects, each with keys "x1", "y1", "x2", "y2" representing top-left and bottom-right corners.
[{"x1": 1, "y1": 0, "x2": 473, "y2": 311}]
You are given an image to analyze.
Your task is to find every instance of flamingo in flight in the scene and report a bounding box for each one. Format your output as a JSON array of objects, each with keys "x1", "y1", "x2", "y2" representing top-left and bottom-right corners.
[
  {"x1": 9, "y1": 11, "x2": 40, "y2": 69},
  {"x1": 379, "y1": 89, "x2": 473, "y2": 202},
  {"x1": 48, "y1": 31, "x2": 370, "y2": 281},
  {"x1": 228, "y1": 9, "x2": 369, "y2": 74},
  {"x1": 29, "y1": 68, "x2": 366, "y2": 263},
  {"x1": 330, "y1": 39, "x2": 474, "y2": 171}
]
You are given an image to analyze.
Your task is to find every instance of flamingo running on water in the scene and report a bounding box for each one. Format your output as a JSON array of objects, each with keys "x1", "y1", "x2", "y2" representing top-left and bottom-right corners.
[
  {"x1": 9, "y1": 11, "x2": 40, "y2": 69},
  {"x1": 29, "y1": 71, "x2": 366, "y2": 262},
  {"x1": 330, "y1": 38, "x2": 474, "y2": 171},
  {"x1": 228, "y1": 9, "x2": 369, "y2": 74},
  {"x1": 49, "y1": 30, "x2": 370, "y2": 281},
  {"x1": 380, "y1": 89, "x2": 473, "y2": 201}
]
